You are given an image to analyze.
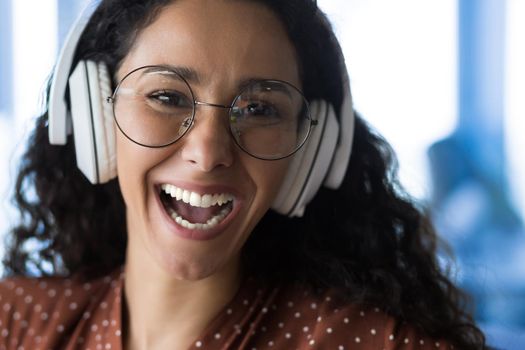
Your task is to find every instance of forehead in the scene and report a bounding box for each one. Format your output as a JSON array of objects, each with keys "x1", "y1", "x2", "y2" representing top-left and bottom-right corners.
[{"x1": 119, "y1": 0, "x2": 301, "y2": 88}]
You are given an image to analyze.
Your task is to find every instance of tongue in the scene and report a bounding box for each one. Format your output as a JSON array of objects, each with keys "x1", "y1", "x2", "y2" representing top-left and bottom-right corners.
[{"x1": 171, "y1": 198, "x2": 225, "y2": 224}]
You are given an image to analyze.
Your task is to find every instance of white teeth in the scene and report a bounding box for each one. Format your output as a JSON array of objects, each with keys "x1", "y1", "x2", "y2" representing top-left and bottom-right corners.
[
  {"x1": 189, "y1": 192, "x2": 201, "y2": 207},
  {"x1": 161, "y1": 184, "x2": 234, "y2": 209},
  {"x1": 168, "y1": 206, "x2": 231, "y2": 230},
  {"x1": 182, "y1": 190, "x2": 191, "y2": 203}
]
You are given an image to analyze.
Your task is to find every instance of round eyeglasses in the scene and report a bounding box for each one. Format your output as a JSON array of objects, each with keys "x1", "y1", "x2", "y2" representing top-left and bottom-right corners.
[{"x1": 106, "y1": 65, "x2": 316, "y2": 160}]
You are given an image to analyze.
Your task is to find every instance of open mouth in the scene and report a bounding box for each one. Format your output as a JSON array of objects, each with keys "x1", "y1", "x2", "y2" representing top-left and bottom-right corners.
[{"x1": 159, "y1": 184, "x2": 234, "y2": 230}]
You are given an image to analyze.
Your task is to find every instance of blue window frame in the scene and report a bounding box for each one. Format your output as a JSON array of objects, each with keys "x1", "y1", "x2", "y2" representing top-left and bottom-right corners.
[{"x1": 0, "y1": 0, "x2": 13, "y2": 116}]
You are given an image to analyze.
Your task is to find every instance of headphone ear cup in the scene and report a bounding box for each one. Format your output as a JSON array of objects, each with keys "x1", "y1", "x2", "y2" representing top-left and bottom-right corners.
[
  {"x1": 95, "y1": 62, "x2": 117, "y2": 183},
  {"x1": 68, "y1": 60, "x2": 116, "y2": 184},
  {"x1": 272, "y1": 99, "x2": 339, "y2": 217}
]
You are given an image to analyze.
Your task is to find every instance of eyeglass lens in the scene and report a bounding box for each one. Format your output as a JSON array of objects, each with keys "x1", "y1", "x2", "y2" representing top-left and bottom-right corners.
[{"x1": 111, "y1": 66, "x2": 311, "y2": 160}]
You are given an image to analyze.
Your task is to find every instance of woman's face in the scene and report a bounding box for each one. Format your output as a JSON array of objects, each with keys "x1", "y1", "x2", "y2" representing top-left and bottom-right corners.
[{"x1": 116, "y1": 0, "x2": 300, "y2": 280}]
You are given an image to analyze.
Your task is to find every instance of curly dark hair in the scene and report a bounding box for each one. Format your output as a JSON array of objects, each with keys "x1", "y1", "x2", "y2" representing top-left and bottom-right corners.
[{"x1": 3, "y1": 0, "x2": 486, "y2": 349}]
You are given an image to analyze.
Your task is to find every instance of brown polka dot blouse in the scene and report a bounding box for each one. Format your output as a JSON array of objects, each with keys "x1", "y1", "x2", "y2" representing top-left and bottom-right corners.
[{"x1": 1, "y1": 268, "x2": 452, "y2": 349}]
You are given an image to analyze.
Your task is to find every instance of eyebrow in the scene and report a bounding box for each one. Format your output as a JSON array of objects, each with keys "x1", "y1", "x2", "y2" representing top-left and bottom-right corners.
[
  {"x1": 142, "y1": 65, "x2": 202, "y2": 84},
  {"x1": 142, "y1": 64, "x2": 294, "y2": 96}
]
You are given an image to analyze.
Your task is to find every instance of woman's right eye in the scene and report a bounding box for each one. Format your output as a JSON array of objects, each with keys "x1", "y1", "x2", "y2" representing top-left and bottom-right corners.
[{"x1": 148, "y1": 90, "x2": 190, "y2": 108}]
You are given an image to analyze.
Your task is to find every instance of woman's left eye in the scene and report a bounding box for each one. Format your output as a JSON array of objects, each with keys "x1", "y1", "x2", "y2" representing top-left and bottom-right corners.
[{"x1": 244, "y1": 102, "x2": 279, "y2": 117}]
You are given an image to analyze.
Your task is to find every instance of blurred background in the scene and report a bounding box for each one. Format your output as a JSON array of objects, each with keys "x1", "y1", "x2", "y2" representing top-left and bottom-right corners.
[{"x1": 0, "y1": 0, "x2": 523, "y2": 348}]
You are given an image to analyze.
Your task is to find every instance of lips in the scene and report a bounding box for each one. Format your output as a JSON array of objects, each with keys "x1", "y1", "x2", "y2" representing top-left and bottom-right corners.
[{"x1": 159, "y1": 183, "x2": 234, "y2": 229}]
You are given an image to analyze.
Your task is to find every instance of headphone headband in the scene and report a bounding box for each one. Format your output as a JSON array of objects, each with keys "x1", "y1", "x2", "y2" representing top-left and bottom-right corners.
[{"x1": 49, "y1": 1, "x2": 100, "y2": 145}]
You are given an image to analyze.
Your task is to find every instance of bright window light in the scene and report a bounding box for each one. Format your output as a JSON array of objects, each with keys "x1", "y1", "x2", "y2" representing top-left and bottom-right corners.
[{"x1": 318, "y1": 0, "x2": 458, "y2": 199}]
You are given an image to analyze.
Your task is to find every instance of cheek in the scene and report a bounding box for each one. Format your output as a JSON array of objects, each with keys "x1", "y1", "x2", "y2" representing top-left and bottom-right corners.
[
  {"x1": 251, "y1": 159, "x2": 291, "y2": 207},
  {"x1": 115, "y1": 136, "x2": 158, "y2": 209}
]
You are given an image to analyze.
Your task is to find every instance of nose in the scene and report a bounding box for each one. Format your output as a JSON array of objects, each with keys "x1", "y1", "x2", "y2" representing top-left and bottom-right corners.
[{"x1": 180, "y1": 104, "x2": 234, "y2": 172}]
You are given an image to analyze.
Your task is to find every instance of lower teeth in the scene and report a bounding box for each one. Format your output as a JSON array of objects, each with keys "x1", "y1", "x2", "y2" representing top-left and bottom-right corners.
[{"x1": 168, "y1": 206, "x2": 231, "y2": 230}]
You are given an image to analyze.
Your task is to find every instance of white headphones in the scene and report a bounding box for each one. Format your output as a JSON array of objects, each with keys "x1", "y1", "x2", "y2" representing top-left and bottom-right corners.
[{"x1": 48, "y1": 1, "x2": 355, "y2": 217}]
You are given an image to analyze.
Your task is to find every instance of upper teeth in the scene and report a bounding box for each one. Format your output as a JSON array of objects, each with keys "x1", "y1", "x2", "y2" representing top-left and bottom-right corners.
[{"x1": 161, "y1": 184, "x2": 234, "y2": 208}]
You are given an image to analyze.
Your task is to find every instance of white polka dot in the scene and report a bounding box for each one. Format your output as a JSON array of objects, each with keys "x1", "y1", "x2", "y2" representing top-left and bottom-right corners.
[
  {"x1": 389, "y1": 334, "x2": 394, "y2": 341},
  {"x1": 338, "y1": 346, "x2": 345, "y2": 350},
  {"x1": 1, "y1": 329, "x2": 8, "y2": 337},
  {"x1": 404, "y1": 338, "x2": 409, "y2": 344},
  {"x1": 48, "y1": 289, "x2": 57, "y2": 297},
  {"x1": 374, "y1": 307, "x2": 380, "y2": 312},
  {"x1": 102, "y1": 320, "x2": 109, "y2": 327},
  {"x1": 359, "y1": 310, "x2": 365, "y2": 317},
  {"x1": 65, "y1": 289, "x2": 73, "y2": 297},
  {"x1": 326, "y1": 327, "x2": 333, "y2": 334},
  {"x1": 226, "y1": 308, "x2": 233, "y2": 315},
  {"x1": 310, "y1": 303, "x2": 317, "y2": 309},
  {"x1": 278, "y1": 322, "x2": 284, "y2": 328},
  {"x1": 105, "y1": 344, "x2": 112, "y2": 349},
  {"x1": 316, "y1": 316, "x2": 322, "y2": 322},
  {"x1": 13, "y1": 312, "x2": 21, "y2": 320},
  {"x1": 420, "y1": 340, "x2": 425, "y2": 345},
  {"x1": 34, "y1": 304, "x2": 42, "y2": 312},
  {"x1": 24, "y1": 296, "x2": 33, "y2": 304},
  {"x1": 287, "y1": 301, "x2": 294, "y2": 307},
  {"x1": 268, "y1": 341, "x2": 274, "y2": 347},
  {"x1": 2, "y1": 304, "x2": 11, "y2": 312},
  {"x1": 40, "y1": 312, "x2": 48, "y2": 321},
  {"x1": 325, "y1": 296, "x2": 331, "y2": 302},
  {"x1": 83, "y1": 311, "x2": 91, "y2": 319},
  {"x1": 57, "y1": 325, "x2": 65, "y2": 333},
  {"x1": 294, "y1": 312, "x2": 301, "y2": 318},
  {"x1": 370, "y1": 328, "x2": 377, "y2": 335},
  {"x1": 334, "y1": 308, "x2": 339, "y2": 313},
  {"x1": 343, "y1": 317, "x2": 349, "y2": 324},
  {"x1": 83, "y1": 283, "x2": 91, "y2": 290},
  {"x1": 309, "y1": 340, "x2": 315, "y2": 346},
  {"x1": 262, "y1": 307, "x2": 268, "y2": 313},
  {"x1": 435, "y1": 341, "x2": 441, "y2": 347},
  {"x1": 95, "y1": 334, "x2": 102, "y2": 341},
  {"x1": 91, "y1": 324, "x2": 98, "y2": 332},
  {"x1": 115, "y1": 329, "x2": 121, "y2": 337},
  {"x1": 355, "y1": 337, "x2": 361, "y2": 343},
  {"x1": 20, "y1": 320, "x2": 28, "y2": 329},
  {"x1": 101, "y1": 301, "x2": 108, "y2": 309},
  {"x1": 285, "y1": 333, "x2": 291, "y2": 339},
  {"x1": 243, "y1": 299, "x2": 249, "y2": 305},
  {"x1": 303, "y1": 326, "x2": 309, "y2": 333},
  {"x1": 15, "y1": 287, "x2": 24, "y2": 295},
  {"x1": 214, "y1": 333, "x2": 221, "y2": 339},
  {"x1": 38, "y1": 281, "x2": 47, "y2": 289}
]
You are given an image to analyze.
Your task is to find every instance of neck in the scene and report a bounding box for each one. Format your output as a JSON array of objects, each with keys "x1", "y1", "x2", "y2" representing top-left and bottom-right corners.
[{"x1": 122, "y1": 249, "x2": 241, "y2": 350}]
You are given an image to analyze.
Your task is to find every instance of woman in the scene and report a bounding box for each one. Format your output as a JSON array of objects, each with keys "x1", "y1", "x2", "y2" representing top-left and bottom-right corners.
[{"x1": 1, "y1": 0, "x2": 486, "y2": 349}]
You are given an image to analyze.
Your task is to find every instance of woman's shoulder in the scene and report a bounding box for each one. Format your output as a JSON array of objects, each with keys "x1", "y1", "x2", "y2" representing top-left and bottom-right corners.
[
  {"x1": 0, "y1": 267, "x2": 123, "y2": 347},
  {"x1": 275, "y1": 283, "x2": 453, "y2": 349},
  {"x1": 206, "y1": 278, "x2": 455, "y2": 350}
]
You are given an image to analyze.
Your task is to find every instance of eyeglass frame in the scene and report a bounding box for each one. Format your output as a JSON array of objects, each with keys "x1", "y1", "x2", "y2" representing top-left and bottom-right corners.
[{"x1": 105, "y1": 65, "x2": 318, "y2": 161}]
